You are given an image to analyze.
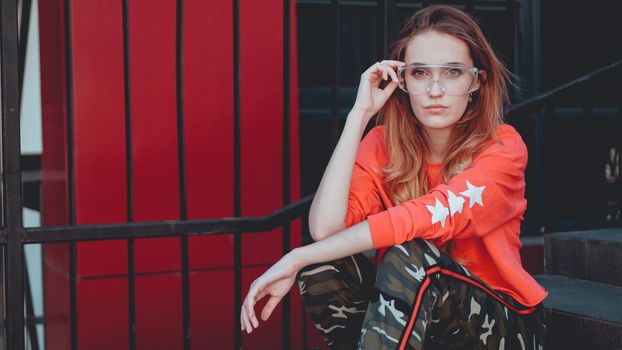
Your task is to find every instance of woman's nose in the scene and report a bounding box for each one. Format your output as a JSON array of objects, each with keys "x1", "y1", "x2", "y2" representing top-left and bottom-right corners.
[{"x1": 427, "y1": 80, "x2": 445, "y2": 97}]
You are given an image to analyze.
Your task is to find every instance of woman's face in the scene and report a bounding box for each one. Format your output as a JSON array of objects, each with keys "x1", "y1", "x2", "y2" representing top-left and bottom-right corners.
[{"x1": 403, "y1": 30, "x2": 477, "y2": 133}]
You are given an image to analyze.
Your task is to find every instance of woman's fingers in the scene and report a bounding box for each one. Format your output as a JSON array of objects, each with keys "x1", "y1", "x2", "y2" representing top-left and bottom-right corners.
[
  {"x1": 382, "y1": 79, "x2": 399, "y2": 97},
  {"x1": 245, "y1": 293, "x2": 258, "y2": 329},
  {"x1": 241, "y1": 301, "x2": 253, "y2": 333},
  {"x1": 246, "y1": 279, "x2": 269, "y2": 328},
  {"x1": 241, "y1": 279, "x2": 261, "y2": 333},
  {"x1": 380, "y1": 59, "x2": 404, "y2": 67},
  {"x1": 240, "y1": 310, "x2": 244, "y2": 331},
  {"x1": 261, "y1": 295, "x2": 282, "y2": 321},
  {"x1": 373, "y1": 62, "x2": 389, "y2": 82},
  {"x1": 380, "y1": 63, "x2": 388, "y2": 81},
  {"x1": 382, "y1": 62, "x2": 399, "y2": 83},
  {"x1": 375, "y1": 61, "x2": 401, "y2": 83}
]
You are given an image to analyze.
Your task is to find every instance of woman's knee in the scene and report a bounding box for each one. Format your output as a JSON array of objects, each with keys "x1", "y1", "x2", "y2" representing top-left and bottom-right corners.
[
  {"x1": 296, "y1": 260, "x2": 341, "y2": 285},
  {"x1": 296, "y1": 256, "x2": 360, "y2": 297}
]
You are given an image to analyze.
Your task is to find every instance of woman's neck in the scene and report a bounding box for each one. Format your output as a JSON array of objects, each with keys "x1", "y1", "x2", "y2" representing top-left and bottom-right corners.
[{"x1": 424, "y1": 126, "x2": 453, "y2": 164}]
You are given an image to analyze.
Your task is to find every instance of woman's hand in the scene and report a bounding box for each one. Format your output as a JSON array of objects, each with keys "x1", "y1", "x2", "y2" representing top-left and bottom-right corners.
[
  {"x1": 240, "y1": 251, "x2": 302, "y2": 334},
  {"x1": 240, "y1": 221, "x2": 374, "y2": 334},
  {"x1": 351, "y1": 60, "x2": 403, "y2": 123}
]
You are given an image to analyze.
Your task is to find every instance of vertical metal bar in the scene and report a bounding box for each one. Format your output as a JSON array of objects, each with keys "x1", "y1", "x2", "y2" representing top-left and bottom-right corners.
[
  {"x1": 378, "y1": 0, "x2": 388, "y2": 60},
  {"x1": 300, "y1": 214, "x2": 308, "y2": 349},
  {"x1": 0, "y1": 247, "x2": 6, "y2": 349},
  {"x1": 233, "y1": 0, "x2": 243, "y2": 348},
  {"x1": 127, "y1": 238, "x2": 136, "y2": 350},
  {"x1": 465, "y1": 0, "x2": 474, "y2": 12},
  {"x1": 180, "y1": 235, "x2": 190, "y2": 350},
  {"x1": 175, "y1": 0, "x2": 191, "y2": 349},
  {"x1": 176, "y1": 2, "x2": 188, "y2": 223},
  {"x1": 23, "y1": 257, "x2": 40, "y2": 350},
  {"x1": 582, "y1": 103, "x2": 593, "y2": 119},
  {"x1": 530, "y1": 0, "x2": 542, "y2": 96},
  {"x1": 121, "y1": 0, "x2": 136, "y2": 348},
  {"x1": 69, "y1": 242, "x2": 77, "y2": 350},
  {"x1": 535, "y1": 107, "x2": 549, "y2": 233},
  {"x1": 508, "y1": 0, "x2": 523, "y2": 100},
  {"x1": 64, "y1": 0, "x2": 76, "y2": 231},
  {"x1": 281, "y1": 0, "x2": 292, "y2": 348},
  {"x1": 508, "y1": 0, "x2": 519, "y2": 89},
  {"x1": 1, "y1": 0, "x2": 25, "y2": 348},
  {"x1": 63, "y1": 0, "x2": 78, "y2": 347},
  {"x1": 17, "y1": 0, "x2": 32, "y2": 106},
  {"x1": 329, "y1": 0, "x2": 340, "y2": 149}
]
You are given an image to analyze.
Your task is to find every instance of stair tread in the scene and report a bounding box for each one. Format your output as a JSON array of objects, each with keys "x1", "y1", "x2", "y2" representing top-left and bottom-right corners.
[
  {"x1": 547, "y1": 228, "x2": 622, "y2": 243},
  {"x1": 535, "y1": 274, "x2": 622, "y2": 325}
]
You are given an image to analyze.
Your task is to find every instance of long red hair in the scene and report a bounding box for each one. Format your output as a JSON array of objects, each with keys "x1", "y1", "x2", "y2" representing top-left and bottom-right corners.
[{"x1": 376, "y1": 5, "x2": 514, "y2": 206}]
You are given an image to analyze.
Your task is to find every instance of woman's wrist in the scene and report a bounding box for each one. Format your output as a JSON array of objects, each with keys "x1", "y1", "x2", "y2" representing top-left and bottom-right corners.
[
  {"x1": 287, "y1": 247, "x2": 309, "y2": 272},
  {"x1": 348, "y1": 107, "x2": 375, "y2": 126}
]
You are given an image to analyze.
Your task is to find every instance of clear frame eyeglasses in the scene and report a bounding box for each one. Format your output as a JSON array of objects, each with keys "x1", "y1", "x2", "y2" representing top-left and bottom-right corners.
[{"x1": 397, "y1": 63, "x2": 479, "y2": 96}]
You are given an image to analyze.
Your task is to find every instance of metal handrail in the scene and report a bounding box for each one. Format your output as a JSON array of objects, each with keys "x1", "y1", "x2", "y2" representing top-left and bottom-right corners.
[
  {"x1": 10, "y1": 194, "x2": 314, "y2": 244},
  {"x1": 506, "y1": 59, "x2": 622, "y2": 119}
]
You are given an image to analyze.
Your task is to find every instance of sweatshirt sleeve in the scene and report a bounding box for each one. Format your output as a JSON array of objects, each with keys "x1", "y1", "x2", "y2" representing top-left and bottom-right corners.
[
  {"x1": 366, "y1": 126, "x2": 528, "y2": 249},
  {"x1": 344, "y1": 127, "x2": 385, "y2": 228}
]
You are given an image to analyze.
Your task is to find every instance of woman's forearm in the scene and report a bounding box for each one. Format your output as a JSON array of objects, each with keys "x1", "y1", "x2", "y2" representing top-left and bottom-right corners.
[
  {"x1": 308, "y1": 110, "x2": 371, "y2": 240},
  {"x1": 290, "y1": 220, "x2": 375, "y2": 270}
]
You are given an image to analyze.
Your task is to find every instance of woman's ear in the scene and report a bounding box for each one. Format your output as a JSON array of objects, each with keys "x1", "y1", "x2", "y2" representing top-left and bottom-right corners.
[
  {"x1": 473, "y1": 70, "x2": 487, "y2": 91},
  {"x1": 478, "y1": 70, "x2": 488, "y2": 82}
]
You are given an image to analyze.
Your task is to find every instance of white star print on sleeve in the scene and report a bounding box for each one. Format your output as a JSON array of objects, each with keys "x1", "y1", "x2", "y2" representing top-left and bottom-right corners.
[
  {"x1": 447, "y1": 189, "x2": 465, "y2": 216},
  {"x1": 460, "y1": 180, "x2": 486, "y2": 208},
  {"x1": 426, "y1": 198, "x2": 449, "y2": 227}
]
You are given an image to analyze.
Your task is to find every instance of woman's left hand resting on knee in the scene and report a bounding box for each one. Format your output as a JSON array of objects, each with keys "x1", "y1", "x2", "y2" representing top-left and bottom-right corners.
[{"x1": 240, "y1": 220, "x2": 374, "y2": 334}]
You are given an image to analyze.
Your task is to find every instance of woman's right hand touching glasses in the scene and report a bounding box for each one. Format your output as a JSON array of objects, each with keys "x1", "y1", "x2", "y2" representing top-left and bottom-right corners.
[{"x1": 351, "y1": 60, "x2": 403, "y2": 122}]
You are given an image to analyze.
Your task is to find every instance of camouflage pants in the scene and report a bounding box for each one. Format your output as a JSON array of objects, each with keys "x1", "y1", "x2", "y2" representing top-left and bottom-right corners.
[{"x1": 296, "y1": 239, "x2": 547, "y2": 350}]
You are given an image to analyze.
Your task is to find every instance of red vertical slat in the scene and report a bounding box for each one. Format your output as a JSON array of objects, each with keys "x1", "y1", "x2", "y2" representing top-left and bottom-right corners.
[
  {"x1": 69, "y1": 0, "x2": 129, "y2": 348},
  {"x1": 288, "y1": 0, "x2": 305, "y2": 346},
  {"x1": 39, "y1": 0, "x2": 71, "y2": 348},
  {"x1": 184, "y1": 0, "x2": 234, "y2": 270},
  {"x1": 239, "y1": 0, "x2": 284, "y2": 265},
  {"x1": 129, "y1": 0, "x2": 181, "y2": 273},
  {"x1": 71, "y1": 0, "x2": 128, "y2": 279},
  {"x1": 239, "y1": 0, "x2": 285, "y2": 348},
  {"x1": 182, "y1": 0, "x2": 235, "y2": 347},
  {"x1": 128, "y1": 0, "x2": 182, "y2": 348}
]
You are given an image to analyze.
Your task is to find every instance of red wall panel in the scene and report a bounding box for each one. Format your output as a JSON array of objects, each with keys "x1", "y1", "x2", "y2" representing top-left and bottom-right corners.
[
  {"x1": 240, "y1": 0, "x2": 285, "y2": 267},
  {"x1": 129, "y1": 0, "x2": 182, "y2": 274},
  {"x1": 183, "y1": 0, "x2": 235, "y2": 270},
  {"x1": 77, "y1": 278, "x2": 129, "y2": 349},
  {"x1": 189, "y1": 269, "x2": 234, "y2": 350},
  {"x1": 135, "y1": 274, "x2": 183, "y2": 349},
  {"x1": 66, "y1": 1, "x2": 131, "y2": 349},
  {"x1": 71, "y1": 0, "x2": 129, "y2": 279},
  {"x1": 40, "y1": 0, "x2": 304, "y2": 348}
]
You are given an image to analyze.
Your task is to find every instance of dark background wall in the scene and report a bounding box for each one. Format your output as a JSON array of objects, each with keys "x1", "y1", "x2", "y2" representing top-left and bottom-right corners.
[{"x1": 296, "y1": 0, "x2": 622, "y2": 235}]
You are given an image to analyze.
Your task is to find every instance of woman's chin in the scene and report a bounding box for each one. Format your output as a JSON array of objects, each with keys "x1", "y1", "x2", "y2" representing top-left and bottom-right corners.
[{"x1": 416, "y1": 114, "x2": 459, "y2": 130}]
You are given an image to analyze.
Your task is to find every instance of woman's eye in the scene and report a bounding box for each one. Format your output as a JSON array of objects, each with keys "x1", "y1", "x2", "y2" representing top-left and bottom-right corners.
[
  {"x1": 445, "y1": 68, "x2": 463, "y2": 77},
  {"x1": 412, "y1": 69, "x2": 429, "y2": 78}
]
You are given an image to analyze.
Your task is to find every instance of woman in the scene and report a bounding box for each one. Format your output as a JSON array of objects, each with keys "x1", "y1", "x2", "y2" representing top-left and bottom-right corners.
[{"x1": 241, "y1": 5, "x2": 548, "y2": 349}]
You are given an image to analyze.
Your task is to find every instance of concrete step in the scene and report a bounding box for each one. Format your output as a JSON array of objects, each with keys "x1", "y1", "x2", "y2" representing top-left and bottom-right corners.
[
  {"x1": 544, "y1": 228, "x2": 622, "y2": 286},
  {"x1": 535, "y1": 274, "x2": 622, "y2": 349},
  {"x1": 520, "y1": 236, "x2": 544, "y2": 275}
]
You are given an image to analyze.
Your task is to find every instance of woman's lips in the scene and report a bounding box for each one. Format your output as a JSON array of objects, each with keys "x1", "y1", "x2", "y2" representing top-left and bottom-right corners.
[{"x1": 425, "y1": 105, "x2": 448, "y2": 113}]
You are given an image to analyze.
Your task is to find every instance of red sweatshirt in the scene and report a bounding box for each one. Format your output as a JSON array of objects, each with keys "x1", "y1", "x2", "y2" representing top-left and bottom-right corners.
[{"x1": 344, "y1": 123, "x2": 548, "y2": 307}]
